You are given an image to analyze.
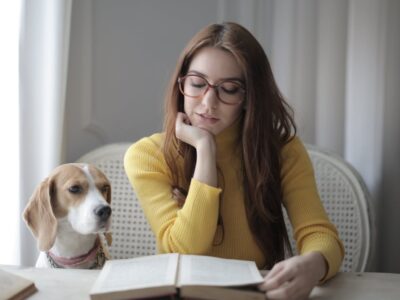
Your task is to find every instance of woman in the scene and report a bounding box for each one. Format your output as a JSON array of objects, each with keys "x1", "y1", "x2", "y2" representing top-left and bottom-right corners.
[{"x1": 124, "y1": 22, "x2": 344, "y2": 300}]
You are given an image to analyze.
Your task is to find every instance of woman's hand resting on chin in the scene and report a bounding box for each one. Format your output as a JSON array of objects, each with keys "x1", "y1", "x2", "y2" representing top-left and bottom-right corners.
[
  {"x1": 175, "y1": 112, "x2": 215, "y2": 149},
  {"x1": 175, "y1": 112, "x2": 218, "y2": 187}
]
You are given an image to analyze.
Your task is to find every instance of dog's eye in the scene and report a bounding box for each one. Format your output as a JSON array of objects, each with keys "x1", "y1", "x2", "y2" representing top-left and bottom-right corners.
[
  {"x1": 68, "y1": 185, "x2": 82, "y2": 194},
  {"x1": 101, "y1": 185, "x2": 110, "y2": 194}
]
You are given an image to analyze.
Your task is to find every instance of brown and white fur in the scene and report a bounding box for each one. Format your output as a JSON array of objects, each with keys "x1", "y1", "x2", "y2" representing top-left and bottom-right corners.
[{"x1": 23, "y1": 163, "x2": 112, "y2": 269}]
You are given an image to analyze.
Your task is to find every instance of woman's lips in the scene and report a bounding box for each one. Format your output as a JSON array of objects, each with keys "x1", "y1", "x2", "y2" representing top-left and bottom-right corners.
[{"x1": 197, "y1": 113, "x2": 219, "y2": 124}]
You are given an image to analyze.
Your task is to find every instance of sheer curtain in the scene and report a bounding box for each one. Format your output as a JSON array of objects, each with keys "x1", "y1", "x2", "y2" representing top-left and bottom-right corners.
[
  {"x1": 19, "y1": 0, "x2": 73, "y2": 266},
  {"x1": 254, "y1": 0, "x2": 400, "y2": 272},
  {"x1": 220, "y1": 0, "x2": 400, "y2": 272},
  {"x1": 0, "y1": 1, "x2": 21, "y2": 265}
]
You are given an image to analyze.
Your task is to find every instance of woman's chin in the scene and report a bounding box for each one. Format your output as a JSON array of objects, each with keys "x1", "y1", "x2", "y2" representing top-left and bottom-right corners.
[{"x1": 196, "y1": 124, "x2": 218, "y2": 135}]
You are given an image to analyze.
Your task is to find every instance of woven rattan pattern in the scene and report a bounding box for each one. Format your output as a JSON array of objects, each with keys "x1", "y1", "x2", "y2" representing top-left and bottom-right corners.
[
  {"x1": 78, "y1": 143, "x2": 371, "y2": 272},
  {"x1": 284, "y1": 146, "x2": 371, "y2": 272},
  {"x1": 77, "y1": 144, "x2": 157, "y2": 259}
]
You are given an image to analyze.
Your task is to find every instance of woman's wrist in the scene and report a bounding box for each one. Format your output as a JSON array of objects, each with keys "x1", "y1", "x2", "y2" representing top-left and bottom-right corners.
[
  {"x1": 195, "y1": 135, "x2": 216, "y2": 156},
  {"x1": 305, "y1": 251, "x2": 328, "y2": 282},
  {"x1": 193, "y1": 136, "x2": 217, "y2": 187}
]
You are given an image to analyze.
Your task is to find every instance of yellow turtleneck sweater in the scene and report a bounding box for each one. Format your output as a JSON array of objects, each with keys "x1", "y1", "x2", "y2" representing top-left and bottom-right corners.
[{"x1": 124, "y1": 121, "x2": 344, "y2": 280}]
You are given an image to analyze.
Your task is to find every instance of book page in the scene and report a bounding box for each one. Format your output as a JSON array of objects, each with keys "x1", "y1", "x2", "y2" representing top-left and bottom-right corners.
[
  {"x1": 91, "y1": 253, "x2": 179, "y2": 293},
  {"x1": 177, "y1": 255, "x2": 264, "y2": 287}
]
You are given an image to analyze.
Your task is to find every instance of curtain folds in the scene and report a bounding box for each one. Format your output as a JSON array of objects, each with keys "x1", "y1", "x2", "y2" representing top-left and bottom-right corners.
[
  {"x1": 16, "y1": 0, "x2": 399, "y2": 272},
  {"x1": 19, "y1": 0, "x2": 73, "y2": 266},
  {"x1": 264, "y1": 0, "x2": 400, "y2": 272}
]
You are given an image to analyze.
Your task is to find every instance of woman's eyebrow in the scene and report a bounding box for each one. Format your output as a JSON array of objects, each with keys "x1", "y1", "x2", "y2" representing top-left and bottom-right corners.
[{"x1": 187, "y1": 70, "x2": 244, "y2": 83}]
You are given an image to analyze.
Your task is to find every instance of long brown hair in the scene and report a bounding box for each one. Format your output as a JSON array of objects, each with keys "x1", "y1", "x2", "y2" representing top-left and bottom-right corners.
[{"x1": 163, "y1": 22, "x2": 296, "y2": 268}]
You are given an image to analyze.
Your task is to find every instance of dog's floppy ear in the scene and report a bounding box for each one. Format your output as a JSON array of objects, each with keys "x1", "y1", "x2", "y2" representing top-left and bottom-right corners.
[
  {"x1": 100, "y1": 166, "x2": 112, "y2": 205},
  {"x1": 105, "y1": 181, "x2": 112, "y2": 204},
  {"x1": 22, "y1": 177, "x2": 58, "y2": 251},
  {"x1": 104, "y1": 232, "x2": 112, "y2": 246}
]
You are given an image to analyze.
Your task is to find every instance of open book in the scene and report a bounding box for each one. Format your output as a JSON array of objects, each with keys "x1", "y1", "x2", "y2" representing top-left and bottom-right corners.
[
  {"x1": 0, "y1": 268, "x2": 37, "y2": 300},
  {"x1": 90, "y1": 253, "x2": 265, "y2": 300}
]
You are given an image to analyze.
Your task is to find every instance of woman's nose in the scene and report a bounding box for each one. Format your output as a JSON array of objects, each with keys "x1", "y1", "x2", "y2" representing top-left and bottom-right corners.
[{"x1": 201, "y1": 87, "x2": 219, "y2": 109}]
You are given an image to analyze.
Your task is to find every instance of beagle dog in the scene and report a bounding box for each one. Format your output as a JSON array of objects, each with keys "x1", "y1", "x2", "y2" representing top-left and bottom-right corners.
[{"x1": 23, "y1": 163, "x2": 113, "y2": 269}]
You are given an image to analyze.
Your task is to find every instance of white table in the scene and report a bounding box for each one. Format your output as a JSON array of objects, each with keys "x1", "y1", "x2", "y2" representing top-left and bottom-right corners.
[
  {"x1": 2, "y1": 265, "x2": 400, "y2": 300},
  {"x1": 2, "y1": 265, "x2": 98, "y2": 300},
  {"x1": 310, "y1": 272, "x2": 400, "y2": 299}
]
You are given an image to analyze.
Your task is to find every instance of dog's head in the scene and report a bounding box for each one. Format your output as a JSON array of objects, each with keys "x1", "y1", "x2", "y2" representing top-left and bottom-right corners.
[{"x1": 23, "y1": 163, "x2": 112, "y2": 251}]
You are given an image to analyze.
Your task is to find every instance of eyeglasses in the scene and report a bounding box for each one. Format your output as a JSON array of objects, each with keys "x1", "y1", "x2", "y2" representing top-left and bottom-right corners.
[{"x1": 177, "y1": 74, "x2": 245, "y2": 105}]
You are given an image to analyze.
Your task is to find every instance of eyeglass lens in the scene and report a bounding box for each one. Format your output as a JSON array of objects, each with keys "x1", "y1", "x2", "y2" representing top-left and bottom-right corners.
[{"x1": 180, "y1": 75, "x2": 244, "y2": 104}]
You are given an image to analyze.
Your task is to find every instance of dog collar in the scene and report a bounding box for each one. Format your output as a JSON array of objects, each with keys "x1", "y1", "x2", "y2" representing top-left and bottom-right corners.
[{"x1": 46, "y1": 237, "x2": 106, "y2": 269}]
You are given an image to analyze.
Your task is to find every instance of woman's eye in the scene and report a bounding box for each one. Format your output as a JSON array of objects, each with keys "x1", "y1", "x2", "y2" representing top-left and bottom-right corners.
[
  {"x1": 190, "y1": 82, "x2": 206, "y2": 89},
  {"x1": 221, "y1": 85, "x2": 240, "y2": 94},
  {"x1": 68, "y1": 185, "x2": 82, "y2": 194},
  {"x1": 188, "y1": 77, "x2": 206, "y2": 89},
  {"x1": 220, "y1": 82, "x2": 242, "y2": 94}
]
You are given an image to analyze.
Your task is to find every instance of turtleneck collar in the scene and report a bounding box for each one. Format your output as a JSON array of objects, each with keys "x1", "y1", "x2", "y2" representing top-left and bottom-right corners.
[{"x1": 215, "y1": 116, "x2": 243, "y2": 161}]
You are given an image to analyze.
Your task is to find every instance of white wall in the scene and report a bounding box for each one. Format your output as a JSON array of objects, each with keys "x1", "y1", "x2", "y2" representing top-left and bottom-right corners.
[
  {"x1": 65, "y1": 0, "x2": 400, "y2": 272},
  {"x1": 66, "y1": 0, "x2": 218, "y2": 161}
]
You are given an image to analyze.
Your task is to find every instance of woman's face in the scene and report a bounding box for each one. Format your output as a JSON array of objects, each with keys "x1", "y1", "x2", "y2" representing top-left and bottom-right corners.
[{"x1": 183, "y1": 47, "x2": 245, "y2": 136}]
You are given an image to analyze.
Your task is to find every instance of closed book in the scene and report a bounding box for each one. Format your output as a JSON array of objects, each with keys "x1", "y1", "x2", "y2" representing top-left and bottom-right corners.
[{"x1": 0, "y1": 268, "x2": 37, "y2": 300}]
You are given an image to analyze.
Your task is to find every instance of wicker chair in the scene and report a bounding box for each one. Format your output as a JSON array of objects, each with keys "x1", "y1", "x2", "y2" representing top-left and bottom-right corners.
[
  {"x1": 284, "y1": 145, "x2": 374, "y2": 272},
  {"x1": 77, "y1": 143, "x2": 157, "y2": 259},
  {"x1": 76, "y1": 143, "x2": 373, "y2": 272}
]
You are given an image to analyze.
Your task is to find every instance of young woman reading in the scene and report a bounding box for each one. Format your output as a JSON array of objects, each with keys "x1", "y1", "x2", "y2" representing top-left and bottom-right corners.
[{"x1": 124, "y1": 22, "x2": 344, "y2": 300}]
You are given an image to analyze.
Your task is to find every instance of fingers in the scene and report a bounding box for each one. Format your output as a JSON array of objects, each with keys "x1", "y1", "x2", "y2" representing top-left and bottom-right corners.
[
  {"x1": 260, "y1": 271, "x2": 307, "y2": 300},
  {"x1": 175, "y1": 112, "x2": 213, "y2": 146},
  {"x1": 264, "y1": 262, "x2": 284, "y2": 280},
  {"x1": 258, "y1": 255, "x2": 322, "y2": 300},
  {"x1": 259, "y1": 263, "x2": 293, "y2": 291},
  {"x1": 264, "y1": 280, "x2": 300, "y2": 300},
  {"x1": 176, "y1": 112, "x2": 190, "y2": 127},
  {"x1": 175, "y1": 113, "x2": 192, "y2": 144}
]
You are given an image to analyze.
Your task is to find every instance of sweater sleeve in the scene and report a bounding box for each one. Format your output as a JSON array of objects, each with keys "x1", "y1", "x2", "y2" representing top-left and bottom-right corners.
[
  {"x1": 124, "y1": 135, "x2": 222, "y2": 254},
  {"x1": 281, "y1": 137, "x2": 345, "y2": 281}
]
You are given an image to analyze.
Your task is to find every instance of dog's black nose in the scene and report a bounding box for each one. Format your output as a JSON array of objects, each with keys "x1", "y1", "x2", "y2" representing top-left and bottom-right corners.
[{"x1": 94, "y1": 205, "x2": 112, "y2": 221}]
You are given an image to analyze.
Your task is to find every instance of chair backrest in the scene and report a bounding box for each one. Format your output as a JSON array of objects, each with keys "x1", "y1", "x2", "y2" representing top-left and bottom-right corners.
[
  {"x1": 76, "y1": 143, "x2": 157, "y2": 259},
  {"x1": 77, "y1": 143, "x2": 373, "y2": 271},
  {"x1": 284, "y1": 145, "x2": 374, "y2": 272}
]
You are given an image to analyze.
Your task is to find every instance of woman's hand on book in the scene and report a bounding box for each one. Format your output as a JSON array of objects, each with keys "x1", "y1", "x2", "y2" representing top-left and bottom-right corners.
[{"x1": 258, "y1": 251, "x2": 327, "y2": 300}]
